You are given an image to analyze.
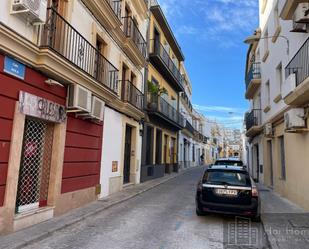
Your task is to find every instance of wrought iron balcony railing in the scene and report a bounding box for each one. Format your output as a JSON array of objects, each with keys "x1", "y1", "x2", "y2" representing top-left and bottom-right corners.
[
  {"x1": 147, "y1": 93, "x2": 185, "y2": 127},
  {"x1": 122, "y1": 16, "x2": 147, "y2": 59},
  {"x1": 245, "y1": 109, "x2": 261, "y2": 131},
  {"x1": 149, "y1": 39, "x2": 184, "y2": 89},
  {"x1": 106, "y1": 0, "x2": 122, "y2": 20},
  {"x1": 41, "y1": 8, "x2": 119, "y2": 93},
  {"x1": 120, "y1": 80, "x2": 144, "y2": 110},
  {"x1": 245, "y1": 62, "x2": 261, "y2": 90},
  {"x1": 185, "y1": 120, "x2": 195, "y2": 134},
  {"x1": 286, "y1": 36, "x2": 309, "y2": 87}
]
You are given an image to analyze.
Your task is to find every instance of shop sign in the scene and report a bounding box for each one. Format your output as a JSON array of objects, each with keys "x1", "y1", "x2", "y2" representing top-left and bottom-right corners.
[
  {"x1": 4, "y1": 56, "x2": 26, "y2": 80},
  {"x1": 19, "y1": 91, "x2": 67, "y2": 123}
]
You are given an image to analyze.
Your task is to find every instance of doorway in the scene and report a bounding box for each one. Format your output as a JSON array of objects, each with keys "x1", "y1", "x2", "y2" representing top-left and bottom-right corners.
[
  {"x1": 164, "y1": 135, "x2": 168, "y2": 164},
  {"x1": 16, "y1": 118, "x2": 54, "y2": 213},
  {"x1": 267, "y1": 140, "x2": 274, "y2": 187},
  {"x1": 153, "y1": 28, "x2": 160, "y2": 53},
  {"x1": 170, "y1": 138, "x2": 176, "y2": 164},
  {"x1": 254, "y1": 144, "x2": 260, "y2": 182},
  {"x1": 155, "y1": 129, "x2": 162, "y2": 164},
  {"x1": 123, "y1": 125, "x2": 132, "y2": 184}
]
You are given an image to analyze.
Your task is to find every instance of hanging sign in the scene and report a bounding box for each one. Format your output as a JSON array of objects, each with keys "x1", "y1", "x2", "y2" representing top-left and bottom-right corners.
[
  {"x1": 4, "y1": 56, "x2": 26, "y2": 80},
  {"x1": 19, "y1": 91, "x2": 67, "y2": 123}
]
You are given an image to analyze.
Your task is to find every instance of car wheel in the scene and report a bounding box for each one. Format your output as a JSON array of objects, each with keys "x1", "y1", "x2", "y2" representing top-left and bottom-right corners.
[{"x1": 196, "y1": 208, "x2": 205, "y2": 216}]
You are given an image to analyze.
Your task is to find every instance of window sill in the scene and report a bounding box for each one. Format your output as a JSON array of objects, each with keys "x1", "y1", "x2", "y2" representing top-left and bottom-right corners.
[
  {"x1": 273, "y1": 94, "x2": 282, "y2": 103},
  {"x1": 264, "y1": 105, "x2": 271, "y2": 113},
  {"x1": 262, "y1": 50, "x2": 270, "y2": 62},
  {"x1": 272, "y1": 26, "x2": 282, "y2": 43}
]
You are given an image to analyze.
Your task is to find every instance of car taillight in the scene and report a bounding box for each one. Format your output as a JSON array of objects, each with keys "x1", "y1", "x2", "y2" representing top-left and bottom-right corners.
[{"x1": 251, "y1": 186, "x2": 258, "y2": 197}]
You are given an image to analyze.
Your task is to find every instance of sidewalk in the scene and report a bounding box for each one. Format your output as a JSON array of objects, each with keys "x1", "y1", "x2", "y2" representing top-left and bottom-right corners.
[
  {"x1": 258, "y1": 184, "x2": 309, "y2": 249},
  {"x1": 0, "y1": 166, "x2": 199, "y2": 249}
]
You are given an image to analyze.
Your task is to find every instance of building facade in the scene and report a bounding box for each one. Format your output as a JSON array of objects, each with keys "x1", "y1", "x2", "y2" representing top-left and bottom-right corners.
[
  {"x1": 0, "y1": 0, "x2": 147, "y2": 233},
  {"x1": 245, "y1": 0, "x2": 309, "y2": 209},
  {"x1": 140, "y1": 1, "x2": 186, "y2": 182}
]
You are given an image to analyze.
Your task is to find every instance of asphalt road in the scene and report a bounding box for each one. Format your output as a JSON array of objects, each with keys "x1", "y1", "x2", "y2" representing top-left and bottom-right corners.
[{"x1": 24, "y1": 167, "x2": 269, "y2": 249}]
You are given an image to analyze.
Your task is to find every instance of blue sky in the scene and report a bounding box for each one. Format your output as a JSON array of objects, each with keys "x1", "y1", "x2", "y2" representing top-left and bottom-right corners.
[{"x1": 158, "y1": 0, "x2": 259, "y2": 129}]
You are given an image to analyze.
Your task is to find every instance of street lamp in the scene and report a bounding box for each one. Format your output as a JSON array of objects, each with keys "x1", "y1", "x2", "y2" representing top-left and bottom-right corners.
[{"x1": 244, "y1": 34, "x2": 290, "y2": 55}]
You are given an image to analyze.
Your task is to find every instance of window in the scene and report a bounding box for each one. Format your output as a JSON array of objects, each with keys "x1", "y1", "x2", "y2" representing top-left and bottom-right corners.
[
  {"x1": 266, "y1": 81, "x2": 270, "y2": 106},
  {"x1": 276, "y1": 63, "x2": 283, "y2": 95},
  {"x1": 279, "y1": 136, "x2": 286, "y2": 180},
  {"x1": 203, "y1": 170, "x2": 251, "y2": 187}
]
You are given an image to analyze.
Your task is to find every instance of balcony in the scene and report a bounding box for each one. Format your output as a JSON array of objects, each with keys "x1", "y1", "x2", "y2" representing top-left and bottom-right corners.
[
  {"x1": 122, "y1": 16, "x2": 147, "y2": 65},
  {"x1": 284, "y1": 36, "x2": 309, "y2": 106},
  {"x1": 245, "y1": 62, "x2": 261, "y2": 99},
  {"x1": 185, "y1": 120, "x2": 195, "y2": 135},
  {"x1": 149, "y1": 40, "x2": 184, "y2": 92},
  {"x1": 146, "y1": 93, "x2": 185, "y2": 130},
  {"x1": 120, "y1": 80, "x2": 144, "y2": 111},
  {"x1": 106, "y1": 0, "x2": 122, "y2": 20},
  {"x1": 81, "y1": 0, "x2": 122, "y2": 31},
  {"x1": 41, "y1": 8, "x2": 119, "y2": 93},
  {"x1": 280, "y1": 0, "x2": 308, "y2": 20},
  {"x1": 245, "y1": 109, "x2": 262, "y2": 137}
]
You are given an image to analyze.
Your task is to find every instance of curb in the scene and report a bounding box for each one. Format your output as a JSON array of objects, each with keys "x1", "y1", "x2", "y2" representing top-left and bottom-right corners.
[
  {"x1": 260, "y1": 215, "x2": 274, "y2": 249},
  {"x1": 4, "y1": 166, "x2": 200, "y2": 249}
]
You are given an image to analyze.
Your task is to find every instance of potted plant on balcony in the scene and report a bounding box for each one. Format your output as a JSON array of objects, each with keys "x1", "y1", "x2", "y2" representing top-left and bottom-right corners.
[{"x1": 147, "y1": 80, "x2": 167, "y2": 111}]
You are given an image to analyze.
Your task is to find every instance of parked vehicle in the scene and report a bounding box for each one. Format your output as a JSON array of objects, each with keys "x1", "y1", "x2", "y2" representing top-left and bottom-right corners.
[
  {"x1": 213, "y1": 158, "x2": 244, "y2": 167},
  {"x1": 196, "y1": 165, "x2": 261, "y2": 221}
]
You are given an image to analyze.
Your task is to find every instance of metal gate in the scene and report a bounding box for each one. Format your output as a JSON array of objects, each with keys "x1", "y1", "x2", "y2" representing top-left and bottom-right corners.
[{"x1": 16, "y1": 118, "x2": 54, "y2": 213}]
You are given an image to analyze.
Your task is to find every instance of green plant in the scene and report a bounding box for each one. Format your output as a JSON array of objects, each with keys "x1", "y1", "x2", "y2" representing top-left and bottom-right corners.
[{"x1": 148, "y1": 80, "x2": 167, "y2": 96}]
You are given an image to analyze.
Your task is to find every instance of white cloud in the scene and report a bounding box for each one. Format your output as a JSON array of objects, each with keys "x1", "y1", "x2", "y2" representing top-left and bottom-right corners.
[
  {"x1": 193, "y1": 104, "x2": 245, "y2": 114},
  {"x1": 157, "y1": 0, "x2": 259, "y2": 47}
]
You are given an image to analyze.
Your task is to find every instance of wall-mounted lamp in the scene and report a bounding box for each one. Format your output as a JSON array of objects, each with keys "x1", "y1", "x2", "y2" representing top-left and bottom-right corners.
[{"x1": 244, "y1": 35, "x2": 290, "y2": 55}]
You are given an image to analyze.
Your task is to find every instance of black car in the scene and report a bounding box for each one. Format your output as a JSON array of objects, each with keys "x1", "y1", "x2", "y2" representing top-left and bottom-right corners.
[{"x1": 196, "y1": 165, "x2": 261, "y2": 221}]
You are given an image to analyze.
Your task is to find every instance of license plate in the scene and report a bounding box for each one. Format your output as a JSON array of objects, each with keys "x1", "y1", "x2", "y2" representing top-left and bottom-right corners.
[{"x1": 215, "y1": 189, "x2": 238, "y2": 196}]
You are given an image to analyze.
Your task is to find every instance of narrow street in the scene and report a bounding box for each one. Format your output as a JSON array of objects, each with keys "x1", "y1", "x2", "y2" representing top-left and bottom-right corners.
[{"x1": 23, "y1": 167, "x2": 268, "y2": 249}]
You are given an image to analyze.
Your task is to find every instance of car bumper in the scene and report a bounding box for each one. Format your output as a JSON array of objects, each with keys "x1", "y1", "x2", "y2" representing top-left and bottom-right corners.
[{"x1": 196, "y1": 196, "x2": 260, "y2": 217}]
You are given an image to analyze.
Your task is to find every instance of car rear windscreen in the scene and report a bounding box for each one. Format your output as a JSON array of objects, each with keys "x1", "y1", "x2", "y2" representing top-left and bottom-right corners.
[
  {"x1": 214, "y1": 160, "x2": 243, "y2": 166},
  {"x1": 203, "y1": 170, "x2": 251, "y2": 187}
]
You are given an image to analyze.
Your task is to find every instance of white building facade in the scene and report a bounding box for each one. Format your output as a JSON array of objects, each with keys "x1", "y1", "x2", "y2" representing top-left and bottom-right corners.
[{"x1": 245, "y1": 0, "x2": 309, "y2": 209}]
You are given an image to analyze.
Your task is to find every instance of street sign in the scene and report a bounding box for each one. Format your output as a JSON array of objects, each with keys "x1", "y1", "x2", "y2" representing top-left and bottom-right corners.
[{"x1": 4, "y1": 56, "x2": 26, "y2": 80}]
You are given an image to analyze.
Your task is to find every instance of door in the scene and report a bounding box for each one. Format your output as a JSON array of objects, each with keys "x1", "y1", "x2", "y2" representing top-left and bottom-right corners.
[
  {"x1": 170, "y1": 138, "x2": 176, "y2": 164},
  {"x1": 123, "y1": 125, "x2": 132, "y2": 184},
  {"x1": 267, "y1": 140, "x2": 274, "y2": 187},
  {"x1": 255, "y1": 144, "x2": 260, "y2": 182},
  {"x1": 47, "y1": 0, "x2": 68, "y2": 53},
  {"x1": 155, "y1": 129, "x2": 162, "y2": 164},
  {"x1": 16, "y1": 118, "x2": 54, "y2": 213},
  {"x1": 164, "y1": 135, "x2": 168, "y2": 164},
  {"x1": 153, "y1": 28, "x2": 160, "y2": 54}
]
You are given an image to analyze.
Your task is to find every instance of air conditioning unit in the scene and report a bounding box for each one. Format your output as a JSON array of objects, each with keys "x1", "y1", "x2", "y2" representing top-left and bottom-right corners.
[
  {"x1": 11, "y1": 0, "x2": 47, "y2": 24},
  {"x1": 282, "y1": 73, "x2": 296, "y2": 99},
  {"x1": 264, "y1": 123, "x2": 274, "y2": 137},
  {"x1": 90, "y1": 96, "x2": 105, "y2": 121},
  {"x1": 284, "y1": 108, "x2": 306, "y2": 131},
  {"x1": 67, "y1": 84, "x2": 92, "y2": 113},
  {"x1": 294, "y1": 3, "x2": 309, "y2": 23}
]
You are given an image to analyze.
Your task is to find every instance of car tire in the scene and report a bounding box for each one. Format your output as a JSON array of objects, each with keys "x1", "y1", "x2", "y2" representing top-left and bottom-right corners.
[{"x1": 196, "y1": 208, "x2": 205, "y2": 216}]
